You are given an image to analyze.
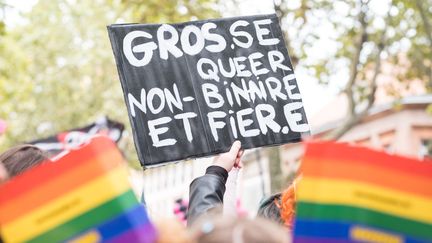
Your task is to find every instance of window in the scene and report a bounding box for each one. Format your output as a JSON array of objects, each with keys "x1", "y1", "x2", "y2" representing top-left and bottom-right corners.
[
  {"x1": 355, "y1": 138, "x2": 371, "y2": 147},
  {"x1": 379, "y1": 130, "x2": 395, "y2": 152},
  {"x1": 383, "y1": 143, "x2": 394, "y2": 154},
  {"x1": 413, "y1": 126, "x2": 432, "y2": 160},
  {"x1": 420, "y1": 139, "x2": 432, "y2": 160}
]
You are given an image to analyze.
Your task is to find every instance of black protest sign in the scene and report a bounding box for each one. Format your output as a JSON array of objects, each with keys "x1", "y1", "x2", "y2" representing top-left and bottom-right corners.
[{"x1": 108, "y1": 14, "x2": 309, "y2": 167}]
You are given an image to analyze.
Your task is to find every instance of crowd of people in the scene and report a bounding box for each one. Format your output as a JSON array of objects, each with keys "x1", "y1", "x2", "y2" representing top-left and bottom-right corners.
[{"x1": 0, "y1": 140, "x2": 297, "y2": 242}]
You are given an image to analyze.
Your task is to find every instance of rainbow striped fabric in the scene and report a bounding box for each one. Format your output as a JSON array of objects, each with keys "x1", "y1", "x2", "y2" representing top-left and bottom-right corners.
[
  {"x1": 294, "y1": 142, "x2": 432, "y2": 243},
  {"x1": 0, "y1": 136, "x2": 156, "y2": 243}
]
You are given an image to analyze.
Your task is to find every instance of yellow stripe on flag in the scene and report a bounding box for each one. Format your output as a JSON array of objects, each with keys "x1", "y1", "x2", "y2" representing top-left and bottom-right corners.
[
  {"x1": 298, "y1": 177, "x2": 432, "y2": 224},
  {"x1": 2, "y1": 167, "x2": 130, "y2": 242},
  {"x1": 67, "y1": 230, "x2": 101, "y2": 243},
  {"x1": 350, "y1": 226, "x2": 403, "y2": 243}
]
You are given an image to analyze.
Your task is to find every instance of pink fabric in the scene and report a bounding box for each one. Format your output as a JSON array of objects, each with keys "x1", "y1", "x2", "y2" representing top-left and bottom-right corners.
[{"x1": 0, "y1": 119, "x2": 7, "y2": 134}]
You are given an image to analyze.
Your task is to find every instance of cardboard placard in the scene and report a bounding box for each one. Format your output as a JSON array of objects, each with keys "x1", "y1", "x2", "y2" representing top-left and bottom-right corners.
[{"x1": 108, "y1": 14, "x2": 309, "y2": 167}]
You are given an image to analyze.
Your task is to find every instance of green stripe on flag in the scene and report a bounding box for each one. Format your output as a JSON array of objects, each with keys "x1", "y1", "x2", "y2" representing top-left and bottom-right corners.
[
  {"x1": 297, "y1": 201, "x2": 432, "y2": 241},
  {"x1": 28, "y1": 190, "x2": 139, "y2": 243}
]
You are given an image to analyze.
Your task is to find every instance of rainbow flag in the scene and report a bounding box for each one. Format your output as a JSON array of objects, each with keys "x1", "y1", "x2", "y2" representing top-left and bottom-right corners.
[
  {"x1": 294, "y1": 142, "x2": 432, "y2": 243},
  {"x1": 0, "y1": 136, "x2": 156, "y2": 243}
]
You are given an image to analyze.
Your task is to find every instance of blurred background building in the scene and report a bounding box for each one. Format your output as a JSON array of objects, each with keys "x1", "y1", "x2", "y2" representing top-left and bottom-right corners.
[{"x1": 282, "y1": 94, "x2": 432, "y2": 178}]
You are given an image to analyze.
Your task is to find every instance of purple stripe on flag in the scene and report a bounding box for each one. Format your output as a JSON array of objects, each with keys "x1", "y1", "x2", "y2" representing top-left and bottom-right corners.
[
  {"x1": 107, "y1": 223, "x2": 157, "y2": 243},
  {"x1": 294, "y1": 237, "x2": 353, "y2": 243}
]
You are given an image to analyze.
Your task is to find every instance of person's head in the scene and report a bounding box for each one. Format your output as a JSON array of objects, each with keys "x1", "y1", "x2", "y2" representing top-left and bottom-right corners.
[
  {"x1": 0, "y1": 145, "x2": 49, "y2": 178},
  {"x1": 257, "y1": 179, "x2": 298, "y2": 229},
  {"x1": 257, "y1": 193, "x2": 283, "y2": 225},
  {"x1": 190, "y1": 215, "x2": 290, "y2": 243},
  {"x1": 154, "y1": 218, "x2": 190, "y2": 243}
]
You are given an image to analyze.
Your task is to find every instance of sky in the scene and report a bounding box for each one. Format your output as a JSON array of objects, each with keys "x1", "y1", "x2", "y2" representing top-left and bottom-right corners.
[
  {"x1": 3, "y1": 0, "x2": 37, "y2": 25},
  {"x1": 4, "y1": 0, "x2": 340, "y2": 118}
]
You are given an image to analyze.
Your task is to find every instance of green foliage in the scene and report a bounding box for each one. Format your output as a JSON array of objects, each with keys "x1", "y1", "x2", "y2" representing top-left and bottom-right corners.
[
  {"x1": 427, "y1": 104, "x2": 432, "y2": 115},
  {"x1": 0, "y1": 1, "x2": 7, "y2": 35},
  {"x1": 122, "y1": 0, "x2": 220, "y2": 24},
  {"x1": 277, "y1": 0, "x2": 431, "y2": 96},
  {"x1": 0, "y1": 0, "x2": 219, "y2": 168}
]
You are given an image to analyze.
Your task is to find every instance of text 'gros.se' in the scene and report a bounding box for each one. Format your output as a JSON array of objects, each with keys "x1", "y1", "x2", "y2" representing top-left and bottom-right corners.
[{"x1": 122, "y1": 19, "x2": 280, "y2": 67}]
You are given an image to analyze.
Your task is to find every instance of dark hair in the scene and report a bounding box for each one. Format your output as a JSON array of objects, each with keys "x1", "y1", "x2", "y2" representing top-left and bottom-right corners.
[
  {"x1": 0, "y1": 145, "x2": 49, "y2": 178},
  {"x1": 257, "y1": 179, "x2": 299, "y2": 229},
  {"x1": 256, "y1": 193, "x2": 284, "y2": 225}
]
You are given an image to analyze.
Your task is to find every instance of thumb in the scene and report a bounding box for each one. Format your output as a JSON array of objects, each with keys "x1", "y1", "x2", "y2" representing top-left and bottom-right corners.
[{"x1": 225, "y1": 140, "x2": 241, "y2": 159}]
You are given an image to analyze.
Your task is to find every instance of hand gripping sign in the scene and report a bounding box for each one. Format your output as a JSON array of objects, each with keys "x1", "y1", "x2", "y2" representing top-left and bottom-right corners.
[{"x1": 108, "y1": 14, "x2": 310, "y2": 167}]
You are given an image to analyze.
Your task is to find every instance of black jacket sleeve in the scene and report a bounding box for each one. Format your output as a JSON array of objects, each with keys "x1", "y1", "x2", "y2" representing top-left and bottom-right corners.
[{"x1": 187, "y1": 166, "x2": 228, "y2": 226}]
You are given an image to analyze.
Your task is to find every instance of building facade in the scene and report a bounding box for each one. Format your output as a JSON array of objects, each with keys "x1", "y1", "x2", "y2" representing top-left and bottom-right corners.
[{"x1": 280, "y1": 95, "x2": 432, "y2": 178}]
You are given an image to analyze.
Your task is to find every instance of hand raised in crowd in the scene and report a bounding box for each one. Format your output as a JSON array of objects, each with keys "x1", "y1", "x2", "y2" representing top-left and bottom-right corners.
[{"x1": 213, "y1": 141, "x2": 244, "y2": 172}]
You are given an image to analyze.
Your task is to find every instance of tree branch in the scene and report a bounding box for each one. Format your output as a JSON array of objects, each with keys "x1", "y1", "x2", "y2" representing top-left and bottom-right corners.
[
  {"x1": 273, "y1": 0, "x2": 299, "y2": 66},
  {"x1": 414, "y1": 0, "x2": 432, "y2": 89},
  {"x1": 324, "y1": 1, "x2": 368, "y2": 140},
  {"x1": 325, "y1": 0, "x2": 390, "y2": 140},
  {"x1": 345, "y1": 1, "x2": 368, "y2": 117},
  {"x1": 415, "y1": 0, "x2": 432, "y2": 46}
]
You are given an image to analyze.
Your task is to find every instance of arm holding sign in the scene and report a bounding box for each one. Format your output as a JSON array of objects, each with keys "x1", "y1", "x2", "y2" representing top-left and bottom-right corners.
[{"x1": 187, "y1": 141, "x2": 243, "y2": 226}]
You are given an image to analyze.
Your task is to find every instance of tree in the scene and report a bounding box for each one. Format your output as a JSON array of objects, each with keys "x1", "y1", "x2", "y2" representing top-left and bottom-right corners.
[
  {"x1": 273, "y1": 0, "x2": 432, "y2": 139},
  {"x1": 0, "y1": 1, "x2": 7, "y2": 35},
  {"x1": 263, "y1": 0, "x2": 432, "y2": 190},
  {"x1": 1, "y1": 0, "x2": 125, "y2": 150},
  {"x1": 0, "y1": 0, "x2": 219, "y2": 168},
  {"x1": 121, "y1": 0, "x2": 220, "y2": 23}
]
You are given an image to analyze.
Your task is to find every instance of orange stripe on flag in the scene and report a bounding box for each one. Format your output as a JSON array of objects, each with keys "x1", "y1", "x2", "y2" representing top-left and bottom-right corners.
[
  {"x1": 304, "y1": 142, "x2": 432, "y2": 179},
  {"x1": 0, "y1": 137, "x2": 117, "y2": 201}
]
